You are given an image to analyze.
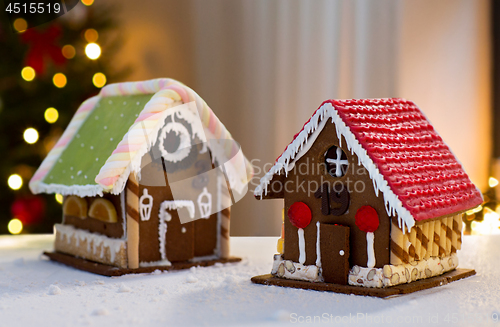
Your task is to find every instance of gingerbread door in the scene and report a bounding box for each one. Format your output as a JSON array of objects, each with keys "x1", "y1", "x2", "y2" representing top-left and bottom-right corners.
[{"x1": 319, "y1": 223, "x2": 350, "y2": 284}]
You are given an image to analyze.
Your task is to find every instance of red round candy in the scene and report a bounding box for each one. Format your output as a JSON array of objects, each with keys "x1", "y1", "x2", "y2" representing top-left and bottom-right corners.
[
  {"x1": 355, "y1": 205, "x2": 379, "y2": 233},
  {"x1": 287, "y1": 202, "x2": 312, "y2": 229}
]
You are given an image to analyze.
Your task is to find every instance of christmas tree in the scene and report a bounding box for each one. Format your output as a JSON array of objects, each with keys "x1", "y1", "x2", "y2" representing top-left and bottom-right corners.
[{"x1": 0, "y1": 0, "x2": 128, "y2": 234}]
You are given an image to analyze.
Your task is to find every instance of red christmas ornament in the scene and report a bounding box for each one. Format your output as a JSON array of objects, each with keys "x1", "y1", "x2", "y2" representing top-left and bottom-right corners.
[
  {"x1": 20, "y1": 24, "x2": 66, "y2": 74},
  {"x1": 355, "y1": 205, "x2": 379, "y2": 233},
  {"x1": 288, "y1": 202, "x2": 312, "y2": 229},
  {"x1": 11, "y1": 196, "x2": 46, "y2": 225}
]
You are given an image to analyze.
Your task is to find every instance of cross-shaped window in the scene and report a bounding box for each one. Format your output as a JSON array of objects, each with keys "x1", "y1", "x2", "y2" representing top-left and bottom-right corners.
[{"x1": 325, "y1": 146, "x2": 349, "y2": 177}]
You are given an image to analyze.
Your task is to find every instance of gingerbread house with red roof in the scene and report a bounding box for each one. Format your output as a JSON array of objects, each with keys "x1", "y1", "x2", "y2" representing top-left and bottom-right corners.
[{"x1": 252, "y1": 98, "x2": 482, "y2": 292}]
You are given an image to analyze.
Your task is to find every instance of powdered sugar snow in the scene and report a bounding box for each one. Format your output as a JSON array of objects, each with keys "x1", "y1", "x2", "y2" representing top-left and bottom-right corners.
[{"x1": 0, "y1": 234, "x2": 497, "y2": 327}]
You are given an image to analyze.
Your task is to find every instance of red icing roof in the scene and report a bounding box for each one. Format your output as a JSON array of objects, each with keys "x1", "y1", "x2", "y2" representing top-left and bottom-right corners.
[{"x1": 282, "y1": 98, "x2": 483, "y2": 222}]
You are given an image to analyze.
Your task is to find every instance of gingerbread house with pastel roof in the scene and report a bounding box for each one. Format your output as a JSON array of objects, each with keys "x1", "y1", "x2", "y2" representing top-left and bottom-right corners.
[
  {"x1": 252, "y1": 98, "x2": 482, "y2": 293},
  {"x1": 30, "y1": 78, "x2": 252, "y2": 275}
]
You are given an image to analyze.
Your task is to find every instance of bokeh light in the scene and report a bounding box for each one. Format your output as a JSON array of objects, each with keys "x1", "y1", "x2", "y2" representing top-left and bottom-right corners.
[
  {"x1": 8, "y1": 174, "x2": 23, "y2": 190},
  {"x1": 81, "y1": 0, "x2": 94, "y2": 6},
  {"x1": 21, "y1": 67, "x2": 35, "y2": 81},
  {"x1": 53, "y1": 73, "x2": 67, "y2": 88},
  {"x1": 84, "y1": 29, "x2": 99, "y2": 42},
  {"x1": 85, "y1": 43, "x2": 101, "y2": 60},
  {"x1": 44, "y1": 107, "x2": 59, "y2": 123},
  {"x1": 8, "y1": 219, "x2": 23, "y2": 235},
  {"x1": 62, "y1": 45, "x2": 76, "y2": 59},
  {"x1": 23, "y1": 128, "x2": 39, "y2": 144},
  {"x1": 92, "y1": 72, "x2": 107, "y2": 88},
  {"x1": 55, "y1": 194, "x2": 64, "y2": 204},
  {"x1": 13, "y1": 18, "x2": 27, "y2": 32}
]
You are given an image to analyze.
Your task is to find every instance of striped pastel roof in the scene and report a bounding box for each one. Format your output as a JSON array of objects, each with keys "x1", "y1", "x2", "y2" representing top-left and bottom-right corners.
[{"x1": 29, "y1": 78, "x2": 253, "y2": 197}]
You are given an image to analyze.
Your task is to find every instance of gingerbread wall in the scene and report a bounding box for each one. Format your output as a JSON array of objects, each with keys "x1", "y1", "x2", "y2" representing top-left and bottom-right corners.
[
  {"x1": 282, "y1": 121, "x2": 391, "y2": 269},
  {"x1": 136, "y1": 147, "x2": 220, "y2": 263}
]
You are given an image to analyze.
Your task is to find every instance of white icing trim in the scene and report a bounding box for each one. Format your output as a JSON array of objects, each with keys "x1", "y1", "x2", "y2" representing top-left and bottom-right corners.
[
  {"x1": 366, "y1": 232, "x2": 375, "y2": 268},
  {"x1": 190, "y1": 254, "x2": 219, "y2": 262},
  {"x1": 55, "y1": 224, "x2": 125, "y2": 264},
  {"x1": 326, "y1": 146, "x2": 349, "y2": 177},
  {"x1": 139, "y1": 260, "x2": 172, "y2": 267},
  {"x1": 255, "y1": 103, "x2": 415, "y2": 231},
  {"x1": 158, "y1": 203, "x2": 171, "y2": 263},
  {"x1": 157, "y1": 200, "x2": 195, "y2": 263},
  {"x1": 197, "y1": 187, "x2": 212, "y2": 219},
  {"x1": 159, "y1": 119, "x2": 192, "y2": 163},
  {"x1": 161, "y1": 200, "x2": 195, "y2": 219},
  {"x1": 298, "y1": 228, "x2": 306, "y2": 265},
  {"x1": 315, "y1": 222, "x2": 321, "y2": 268},
  {"x1": 34, "y1": 183, "x2": 104, "y2": 197},
  {"x1": 139, "y1": 188, "x2": 153, "y2": 221}
]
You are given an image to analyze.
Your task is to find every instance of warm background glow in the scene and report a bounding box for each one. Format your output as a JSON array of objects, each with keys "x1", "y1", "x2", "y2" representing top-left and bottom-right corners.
[
  {"x1": 55, "y1": 194, "x2": 63, "y2": 204},
  {"x1": 23, "y1": 128, "x2": 39, "y2": 144},
  {"x1": 62, "y1": 45, "x2": 76, "y2": 59},
  {"x1": 84, "y1": 29, "x2": 99, "y2": 42},
  {"x1": 7, "y1": 174, "x2": 23, "y2": 190},
  {"x1": 44, "y1": 108, "x2": 59, "y2": 124},
  {"x1": 85, "y1": 43, "x2": 101, "y2": 60},
  {"x1": 7, "y1": 218, "x2": 23, "y2": 234},
  {"x1": 21, "y1": 67, "x2": 35, "y2": 81},
  {"x1": 108, "y1": 0, "x2": 491, "y2": 235},
  {"x1": 23, "y1": 127, "x2": 38, "y2": 144},
  {"x1": 13, "y1": 18, "x2": 27, "y2": 32},
  {"x1": 52, "y1": 73, "x2": 67, "y2": 88},
  {"x1": 92, "y1": 72, "x2": 106, "y2": 88}
]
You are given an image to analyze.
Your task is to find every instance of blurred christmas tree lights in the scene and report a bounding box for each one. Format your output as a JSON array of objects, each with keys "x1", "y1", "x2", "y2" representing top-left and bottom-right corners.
[{"x1": 0, "y1": 0, "x2": 129, "y2": 234}]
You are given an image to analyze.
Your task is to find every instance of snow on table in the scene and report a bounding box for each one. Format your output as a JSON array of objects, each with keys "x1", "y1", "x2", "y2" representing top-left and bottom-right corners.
[{"x1": 0, "y1": 235, "x2": 499, "y2": 327}]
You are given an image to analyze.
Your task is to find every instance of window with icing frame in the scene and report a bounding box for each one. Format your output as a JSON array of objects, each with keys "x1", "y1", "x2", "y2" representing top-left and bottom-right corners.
[{"x1": 324, "y1": 145, "x2": 349, "y2": 178}]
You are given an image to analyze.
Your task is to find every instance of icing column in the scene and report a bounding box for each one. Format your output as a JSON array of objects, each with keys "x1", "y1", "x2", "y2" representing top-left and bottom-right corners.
[
  {"x1": 287, "y1": 202, "x2": 312, "y2": 264},
  {"x1": 355, "y1": 206, "x2": 379, "y2": 268}
]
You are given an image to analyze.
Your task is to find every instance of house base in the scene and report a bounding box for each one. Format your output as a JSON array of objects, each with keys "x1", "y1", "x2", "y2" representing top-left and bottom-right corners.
[
  {"x1": 251, "y1": 268, "x2": 476, "y2": 298},
  {"x1": 44, "y1": 251, "x2": 241, "y2": 277}
]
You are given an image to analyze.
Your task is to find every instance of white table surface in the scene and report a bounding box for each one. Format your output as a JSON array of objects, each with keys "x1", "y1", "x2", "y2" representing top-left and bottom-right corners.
[{"x1": 0, "y1": 235, "x2": 499, "y2": 327}]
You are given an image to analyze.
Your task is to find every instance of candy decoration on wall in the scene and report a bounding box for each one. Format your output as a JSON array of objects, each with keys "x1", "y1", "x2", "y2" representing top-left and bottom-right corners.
[
  {"x1": 139, "y1": 188, "x2": 153, "y2": 221},
  {"x1": 288, "y1": 202, "x2": 312, "y2": 264},
  {"x1": 197, "y1": 187, "x2": 212, "y2": 219},
  {"x1": 355, "y1": 205, "x2": 379, "y2": 268}
]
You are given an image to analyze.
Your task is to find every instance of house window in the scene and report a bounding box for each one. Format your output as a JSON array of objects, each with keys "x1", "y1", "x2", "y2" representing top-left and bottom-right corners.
[
  {"x1": 324, "y1": 146, "x2": 348, "y2": 177},
  {"x1": 159, "y1": 119, "x2": 192, "y2": 163}
]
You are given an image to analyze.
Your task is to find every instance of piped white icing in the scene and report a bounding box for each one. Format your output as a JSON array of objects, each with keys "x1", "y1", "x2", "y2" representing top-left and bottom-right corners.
[
  {"x1": 159, "y1": 117, "x2": 193, "y2": 163},
  {"x1": 298, "y1": 228, "x2": 306, "y2": 265},
  {"x1": 366, "y1": 232, "x2": 375, "y2": 268},
  {"x1": 197, "y1": 187, "x2": 212, "y2": 219},
  {"x1": 157, "y1": 200, "x2": 195, "y2": 263},
  {"x1": 254, "y1": 103, "x2": 415, "y2": 232},
  {"x1": 55, "y1": 224, "x2": 125, "y2": 264},
  {"x1": 139, "y1": 188, "x2": 153, "y2": 221},
  {"x1": 315, "y1": 222, "x2": 321, "y2": 267},
  {"x1": 158, "y1": 206, "x2": 171, "y2": 262}
]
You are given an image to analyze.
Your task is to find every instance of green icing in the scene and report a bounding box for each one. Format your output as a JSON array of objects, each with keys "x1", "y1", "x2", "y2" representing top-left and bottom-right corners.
[{"x1": 43, "y1": 94, "x2": 154, "y2": 187}]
